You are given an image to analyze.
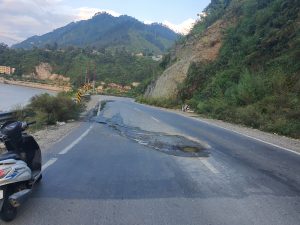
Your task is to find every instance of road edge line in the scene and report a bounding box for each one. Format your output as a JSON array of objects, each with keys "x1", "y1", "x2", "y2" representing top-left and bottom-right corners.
[
  {"x1": 42, "y1": 158, "x2": 57, "y2": 172},
  {"x1": 59, "y1": 125, "x2": 93, "y2": 155},
  {"x1": 135, "y1": 102, "x2": 300, "y2": 156},
  {"x1": 186, "y1": 117, "x2": 300, "y2": 156}
]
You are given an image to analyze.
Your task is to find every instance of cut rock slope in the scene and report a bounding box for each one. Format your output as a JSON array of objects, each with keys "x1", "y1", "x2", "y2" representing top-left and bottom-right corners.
[{"x1": 145, "y1": 19, "x2": 230, "y2": 99}]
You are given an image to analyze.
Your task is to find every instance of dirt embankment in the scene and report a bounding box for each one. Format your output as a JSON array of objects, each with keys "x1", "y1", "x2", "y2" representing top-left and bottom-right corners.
[
  {"x1": 0, "y1": 62, "x2": 71, "y2": 92},
  {"x1": 0, "y1": 77, "x2": 70, "y2": 92},
  {"x1": 34, "y1": 63, "x2": 70, "y2": 83},
  {"x1": 144, "y1": 19, "x2": 231, "y2": 99}
]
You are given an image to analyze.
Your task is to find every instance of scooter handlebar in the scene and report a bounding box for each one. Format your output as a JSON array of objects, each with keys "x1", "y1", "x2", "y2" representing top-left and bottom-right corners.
[
  {"x1": 21, "y1": 121, "x2": 36, "y2": 130},
  {"x1": 27, "y1": 121, "x2": 36, "y2": 126}
]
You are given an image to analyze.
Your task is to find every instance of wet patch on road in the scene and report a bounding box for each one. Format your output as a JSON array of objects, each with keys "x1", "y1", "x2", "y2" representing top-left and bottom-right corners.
[{"x1": 94, "y1": 112, "x2": 209, "y2": 157}]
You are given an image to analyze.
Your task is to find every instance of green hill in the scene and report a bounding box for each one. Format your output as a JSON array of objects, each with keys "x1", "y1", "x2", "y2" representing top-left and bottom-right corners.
[
  {"x1": 0, "y1": 44, "x2": 162, "y2": 88},
  {"x1": 144, "y1": 0, "x2": 300, "y2": 138},
  {"x1": 12, "y1": 13, "x2": 179, "y2": 55}
]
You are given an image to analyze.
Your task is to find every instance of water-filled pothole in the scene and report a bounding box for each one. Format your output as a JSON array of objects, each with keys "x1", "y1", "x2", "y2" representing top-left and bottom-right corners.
[{"x1": 181, "y1": 146, "x2": 200, "y2": 153}]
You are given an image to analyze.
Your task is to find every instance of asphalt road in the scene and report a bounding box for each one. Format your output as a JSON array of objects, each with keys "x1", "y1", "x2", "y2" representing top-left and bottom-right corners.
[{"x1": 6, "y1": 96, "x2": 300, "y2": 225}]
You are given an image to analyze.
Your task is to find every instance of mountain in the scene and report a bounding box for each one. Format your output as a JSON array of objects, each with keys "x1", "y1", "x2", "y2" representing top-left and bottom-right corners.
[
  {"x1": 162, "y1": 19, "x2": 196, "y2": 35},
  {"x1": 0, "y1": 42, "x2": 163, "y2": 88},
  {"x1": 143, "y1": 0, "x2": 300, "y2": 138},
  {"x1": 12, "y1": 13, "x2": 179, "y2": 54}
]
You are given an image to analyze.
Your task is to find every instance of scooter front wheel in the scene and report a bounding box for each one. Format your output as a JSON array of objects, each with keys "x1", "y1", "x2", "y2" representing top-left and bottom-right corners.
[{"x1": 1, "y1": 198, "x2": 17, "y2": 222}]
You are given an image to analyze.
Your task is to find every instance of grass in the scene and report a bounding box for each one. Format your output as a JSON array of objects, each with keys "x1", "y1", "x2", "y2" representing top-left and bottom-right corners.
[{"x1": 136, "y1": 96, "x2": 181, "y2": 109}]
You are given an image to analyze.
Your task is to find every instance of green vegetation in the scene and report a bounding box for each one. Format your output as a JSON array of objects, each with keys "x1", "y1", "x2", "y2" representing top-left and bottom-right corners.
[
  {"x1": 12, "y1": 13, "x2": 179, "y2": 55},
  {"x1": 28, "y1": 93, "x2": 83, "y2": 125},
  {"x1": 0, "y1": 43, "x2": 162, "y2": 88},
  {"x1": 137, "y1": 96, "x2": 181, "y2": 109},
  {"x1": 13, "y1": 93, "x2": 83, "y2": 129},
  {"x1": 176, "y1": 0, "x2": 299, "y2": 138}
]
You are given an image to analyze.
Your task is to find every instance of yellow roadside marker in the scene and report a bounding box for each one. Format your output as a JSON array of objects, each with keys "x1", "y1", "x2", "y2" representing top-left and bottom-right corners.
[{"x1": 76, "y1": 83, "x2": 92, "y2": 103}]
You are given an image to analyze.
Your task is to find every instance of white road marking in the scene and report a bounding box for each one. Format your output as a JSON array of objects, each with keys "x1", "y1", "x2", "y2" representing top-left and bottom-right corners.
[
  {"x1": 182, "y1": 135, "x2": 211, "y2": 149},
  {"x1": 42, "y1": 158, "x2": 57, "y2": 172},
  {"x1": 134, "y1": 107, "x2": 142, "y2": 112},
  {"x1": 59, "y1": 125, "x2": 93, "y2": 155},
  {"x1": 199, "y1": 159, "x2": 219, "y2": 174},
  {"x1": 151, "y1": 116, "x2": 160, "y2": 122},
  {"x1": 97, "y1": 101, "x2": 101, "y2": 116},
  {"x1": 191, "y1": 118, "x2": 300, "y2": 156},
  {"x1": 137, "y1": 102, "x2": 300, "y2": 156}
]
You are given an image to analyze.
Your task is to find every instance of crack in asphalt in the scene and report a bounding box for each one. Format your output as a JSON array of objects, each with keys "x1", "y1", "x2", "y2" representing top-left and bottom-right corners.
[{"x1": 93, "y1": 104, "x2": 209, "y2": 157}]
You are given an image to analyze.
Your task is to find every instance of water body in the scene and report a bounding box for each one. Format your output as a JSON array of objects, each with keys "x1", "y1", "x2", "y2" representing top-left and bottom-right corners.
[{"x1": 0, "y1": 83, "x2": 55, "y2": 111}]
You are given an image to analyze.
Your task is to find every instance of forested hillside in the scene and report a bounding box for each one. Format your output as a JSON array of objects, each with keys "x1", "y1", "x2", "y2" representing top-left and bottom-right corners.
[
  {"x1": 0, "y1": 43, "x2": 161, "y2": 87},
  {"x1": 144, "y1": 0, "x2": 300, "y2": 138},
  {"x1": 12, "y1": 13, "x2": 179, "y2": 55}
]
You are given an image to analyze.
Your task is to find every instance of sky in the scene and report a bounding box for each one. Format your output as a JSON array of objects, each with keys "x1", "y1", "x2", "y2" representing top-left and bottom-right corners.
[{"x1": 0, "y1": 0, "x2": 211, "y2": 46}]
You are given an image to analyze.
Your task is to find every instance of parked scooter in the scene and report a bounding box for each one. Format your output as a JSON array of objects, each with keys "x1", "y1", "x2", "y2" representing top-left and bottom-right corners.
[{"x1": 0, "y1": 121, "x2": 42, "y2": 221}]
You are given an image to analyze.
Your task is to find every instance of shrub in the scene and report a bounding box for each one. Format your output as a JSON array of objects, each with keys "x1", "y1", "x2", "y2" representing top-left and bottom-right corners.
[
  {"x1": 235, "y1": 104, "x2": 263, "y2": 128},
  {"x1": 28, "y1": 93, "x2": 83, "y2": 125},
  {"x1": 137, "y1": 96, "x2": 180, "y2": 109},
  {"x1": 236, "y1": 71, "x2": 266, "y2": 105}
]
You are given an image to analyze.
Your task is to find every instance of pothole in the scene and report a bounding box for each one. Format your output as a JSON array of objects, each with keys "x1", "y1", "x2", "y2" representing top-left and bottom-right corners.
[
  {"x1": 181, "y1": 146, "x2": 200, "y2": 153},
  {"x1": 94, "y1": 114, "x2": 209, "y2": 158}
]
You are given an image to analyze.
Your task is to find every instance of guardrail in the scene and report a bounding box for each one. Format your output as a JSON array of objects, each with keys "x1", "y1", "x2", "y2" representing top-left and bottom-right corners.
[{"x1": 0, "y1": 112, "x2": 14, "y2": 123}]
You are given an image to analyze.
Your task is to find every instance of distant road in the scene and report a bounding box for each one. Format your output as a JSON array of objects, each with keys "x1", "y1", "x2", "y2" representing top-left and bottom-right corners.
[{"x1": 8, "y1": 96, "x2": 300, "y2": 225}]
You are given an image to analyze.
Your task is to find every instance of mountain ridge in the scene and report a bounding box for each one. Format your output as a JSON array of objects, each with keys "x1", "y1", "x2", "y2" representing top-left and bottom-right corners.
[{"x1": 12, "y1": 13, "x2": 179, "y2": 54}]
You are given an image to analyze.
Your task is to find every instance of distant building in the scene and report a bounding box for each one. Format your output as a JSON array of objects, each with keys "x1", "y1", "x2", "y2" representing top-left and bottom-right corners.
[
  {"x1": 135, "y1": 53, "x2": 144, "y2": 57},
  {"x1": 123, "y1": 85, "x2": 132, "y2": 91},
  {"x1": 96, "y1": 85, "x2": 104, "y2": 93},
  {"x1": 131, "y1": 82, "x2": 140, "y2": 87},
  {"x1": 108, "y1": 83, "x2": 120, "y2": 88},
  {"x1": 152, "y1": 55, "x2": 163, "y2": 61},
  {"x1": 0, "y1": 66, "x2": 15, "y2": 75}
]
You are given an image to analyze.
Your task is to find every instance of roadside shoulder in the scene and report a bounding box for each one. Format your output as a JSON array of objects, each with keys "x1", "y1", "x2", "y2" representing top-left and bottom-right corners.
[
  {"x1": 176, "y1": 110, "x2": 300, "y2": 154},
  {"x1": 34, "y1": 95, "x2": 101, "y2": 152},
  {"x1": 136, "y1": 102, "x2": 300, "y2": 154},
  {"x1": 33, "y1": 122, "x2": 81, "y2": 151}
]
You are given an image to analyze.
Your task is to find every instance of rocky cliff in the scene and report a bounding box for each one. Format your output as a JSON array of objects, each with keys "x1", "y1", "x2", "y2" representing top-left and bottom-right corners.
[
  {"x1": 145, "y1": 18, "x2": 231, "y2": 99},
  {"x1": 34, "y1": 63, "x2": 70, "y2": 82}
]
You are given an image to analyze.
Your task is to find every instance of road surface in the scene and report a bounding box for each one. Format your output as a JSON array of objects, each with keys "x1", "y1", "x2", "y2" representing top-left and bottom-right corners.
[{"x1": 7, "y1": 96, "x2": 300, "y2": 225}]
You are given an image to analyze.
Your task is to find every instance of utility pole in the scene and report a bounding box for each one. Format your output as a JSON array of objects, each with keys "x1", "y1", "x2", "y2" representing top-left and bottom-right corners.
[
  {"x1": 87, "y1": 61, "x2": 90, "y2": 84},
  {"x1": 93, "y1": 63, "x2": 96, "y2": 93},
  {"x1": 85, "y1": 65, "x2": 87, "y2": 84}
]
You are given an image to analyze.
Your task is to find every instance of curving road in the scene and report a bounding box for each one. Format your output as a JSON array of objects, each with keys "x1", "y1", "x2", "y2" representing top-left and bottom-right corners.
[{"x1": 6, "y1": 96, "x2": 300, "y2": 225}]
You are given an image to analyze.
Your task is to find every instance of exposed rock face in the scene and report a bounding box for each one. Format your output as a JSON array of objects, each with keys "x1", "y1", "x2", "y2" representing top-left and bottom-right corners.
[
  {"x1": 144, "y1": 60, "x2": 190, "y2": 98},
  {"x1": 145, "y1": 19, "x2": 229, "y2": 99},
  {"x1": 34, "y1": 63, "x2": 70, "y2": 82}
]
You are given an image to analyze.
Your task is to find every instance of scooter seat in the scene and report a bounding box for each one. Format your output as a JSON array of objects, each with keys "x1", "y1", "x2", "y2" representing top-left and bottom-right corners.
[{"x1": 0, "y1": 152, "x2": 20, "y2": 161}]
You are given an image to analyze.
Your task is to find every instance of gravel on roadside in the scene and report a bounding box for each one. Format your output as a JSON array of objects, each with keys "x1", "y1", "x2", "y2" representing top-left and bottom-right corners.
[{"x1": 136, "y1": 103, "x2": 300, "y2": 154}]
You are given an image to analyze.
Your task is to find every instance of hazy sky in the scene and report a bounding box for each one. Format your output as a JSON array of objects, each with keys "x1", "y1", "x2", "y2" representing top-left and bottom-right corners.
[{"x1": 0, "y1": 0, "x2": 211, "y2": 46}]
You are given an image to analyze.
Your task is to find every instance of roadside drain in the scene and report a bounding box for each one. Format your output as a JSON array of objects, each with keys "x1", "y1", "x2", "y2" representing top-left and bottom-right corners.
[{"x1": 94, "y1": 114, "x2": 209, "y2": 157}]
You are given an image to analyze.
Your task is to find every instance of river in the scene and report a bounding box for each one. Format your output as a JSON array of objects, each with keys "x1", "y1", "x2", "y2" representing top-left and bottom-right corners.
[{"x1": 0, "y1": 83, "x2": 56, "y2": 112}]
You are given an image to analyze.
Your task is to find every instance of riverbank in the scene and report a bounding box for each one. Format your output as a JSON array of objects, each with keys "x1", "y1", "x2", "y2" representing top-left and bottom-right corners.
[
  {"x1": 0, "y1": 82, "x2": 57, "y2": 111},
  {"x1": 0, "y1": 77, "x2": 71, "y2": 92}
]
